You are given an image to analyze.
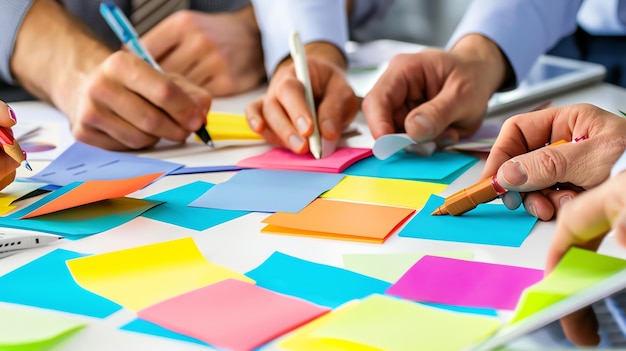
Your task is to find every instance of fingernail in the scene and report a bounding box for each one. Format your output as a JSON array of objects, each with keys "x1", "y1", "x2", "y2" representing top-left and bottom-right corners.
[
  {"x1": 289, "y1": 134, "x2": 304, "y2": 151},
  {"x1": 502, "y1": 191, "x2": 522, "y2": 210},
  {"x1": 296, "y1": 116, "x2": 309, "y2": 134},
  {"x1": 559, "y1": 194, "x2": 573, "y2": 207},
  {"x1": 248, "y1": 118, "x2": 260, "y2": 131},
  {"x1": 526, "y1": 202, "x2": 537, "y2": 218},
  {"x1": 500, "y1": 160, "x2": 528, "y2": 186},
  {"x1": 321, "y1": 119, "x2": 337, "y2": 136},
  {"x1": 7, "y1": 105, "x2": 16, "y2": 122},
  {"x1": 411, "y1": 115, "x2": 435, "y2": 142}
]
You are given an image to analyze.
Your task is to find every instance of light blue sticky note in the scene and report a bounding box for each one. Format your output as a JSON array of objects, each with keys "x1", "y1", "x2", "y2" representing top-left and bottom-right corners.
[
  {"x1": 0, "y1": 249, "x2": 121, "y2": 318},
  {"x1": 141, "y1": 181, "x2": 249, "y2": 231},
  {"x1": 421, "y1": 302, "x2": 498, "y2": 317},
  {"x1": 120, "y1": 319, "x2": 208, "y2": 346},
  {"x1": 245, "y1": 251, "x2": 391, "y2": 308},
  {"x1": 28, "y1": 142, "x2": 183, "y2": 186},
  {"x1": 398, "y1": 194, "x2": 538, "y2": 247},
  {"x1": 0, "y1": 198, "x2": 162, "y2": 238},
  {"x1": 343, "y1": 151, "x2": 478, "y2": 184},
  {"x1": 189, "y1": 169, "x2": 344, "y2": 213}
]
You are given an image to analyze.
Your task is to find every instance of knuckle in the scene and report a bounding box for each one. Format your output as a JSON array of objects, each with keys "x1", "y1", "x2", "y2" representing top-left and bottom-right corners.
[
  {"x1": 153, "y1": 81, "x2": 180, "y2": 101},
  {"x1": 533, "y1": 148, "x2": 568, "y2": 181}
]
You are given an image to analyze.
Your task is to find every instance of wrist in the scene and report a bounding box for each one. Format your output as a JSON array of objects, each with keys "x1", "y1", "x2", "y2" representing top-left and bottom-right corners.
[{"x1": 450, "y1": 34, "x2": 514, "y2": 93}]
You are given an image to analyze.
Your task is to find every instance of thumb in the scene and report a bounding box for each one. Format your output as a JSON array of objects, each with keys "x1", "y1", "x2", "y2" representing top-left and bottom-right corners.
[
  {"x1": 403, "y1": 91, "x2": 459, "y2": 144},
  {"x1": 495, "y1": 143, "x2": 582, "y2": 192}
]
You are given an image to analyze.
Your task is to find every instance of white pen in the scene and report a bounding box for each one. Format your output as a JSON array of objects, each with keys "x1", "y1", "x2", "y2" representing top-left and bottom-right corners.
[
  {"x1": 0, "y1": 232, "x2": 63, "y2": 254},
  {"x1": 289, "y1": 31, "x2": 322, "y2": 159}
]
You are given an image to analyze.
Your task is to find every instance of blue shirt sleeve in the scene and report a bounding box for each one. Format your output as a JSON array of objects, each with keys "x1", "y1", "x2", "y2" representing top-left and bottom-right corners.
[
  {"x1": 446, "y1": 0, "x2": 583, "y2": 86},
  {"x1": 252, "y1": 0, "x2": 349, "y2": 77},
  {"x1": 0, "y1": 1, "x2": 36, "y2": 84}
]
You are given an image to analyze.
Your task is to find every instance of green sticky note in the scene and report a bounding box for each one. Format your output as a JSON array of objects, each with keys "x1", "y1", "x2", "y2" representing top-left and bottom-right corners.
[
  {"x1": 301, "y1": 295, "x2": 500, "y2": 351},
  {"x1": 343, "y1": 250, "x2": 473, "y2": 283},
  {"x1": 0, "y1": 305, "x2": 86, "y2": 351},
  {"x1": 510, "y1": 247, "x2": 626, "y2": 323}
]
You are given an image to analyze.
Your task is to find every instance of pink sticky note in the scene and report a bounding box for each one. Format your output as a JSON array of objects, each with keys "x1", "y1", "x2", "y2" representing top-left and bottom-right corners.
[
  {"x1": 138, "y1": 279, "x2": 329, "y2": 351},
  {"x1": 386, "y1": 255, "x2": 544, "y2": 310},
  {"x1": 237, "y1": 147, "x2": 372, "y2": 173}
]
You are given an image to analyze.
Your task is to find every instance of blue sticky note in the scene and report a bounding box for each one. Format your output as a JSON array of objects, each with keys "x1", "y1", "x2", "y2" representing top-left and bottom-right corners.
[
  {"x1": 0, "y1": 198, "x2": 161, "y2": 238},
  {"x1": 245, "y1": 251, "x2": 391, "y2": 308},
  {"x1": 0, "y1": 249, "x2": 121, "y2": 318},
  {"x1": 343, "y1": 151, "x2": 478, "y2": 184},
  {"x1": 421, "y1": 302, "x2": 498, "y2": 317},
  {"x1": 121, "y1": 319, "x2": 208, "y2": 346},
  {"x1": 189, "y1": 169, "x2": 344, "y2": 213},
  {"x1": 398, "y1": 195, "x2": 538, "y2": 247},
  {"x1": 141, "y1": 181, "x2": 249, "y2": 231},
  {"x1": 170, "y1": 165, "x2": 242, "y2": 175},
  {"x1": 28, "y1": 142, "x2": 183, "y2": 186}
]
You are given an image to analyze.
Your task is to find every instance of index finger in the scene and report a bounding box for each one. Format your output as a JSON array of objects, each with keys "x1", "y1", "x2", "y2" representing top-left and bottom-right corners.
[{"x1": 0, "y1": 102, "x2": 17, "y2": 129}]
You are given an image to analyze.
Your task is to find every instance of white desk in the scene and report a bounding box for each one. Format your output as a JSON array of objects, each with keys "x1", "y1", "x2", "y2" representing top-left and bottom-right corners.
[{"x1": 2, "y1": 81, "x2": 626, "y2": 351}]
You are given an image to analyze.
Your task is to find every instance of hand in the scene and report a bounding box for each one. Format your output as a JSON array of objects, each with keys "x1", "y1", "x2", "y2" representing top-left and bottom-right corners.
[
  {"x1": 481, "y1": 104, "x2": 626, "y2": 220},
  {"x1": 142, "y1": 6, "x2": 265, "y2": 97},
  {"x1": 245, "y1": 42, "x2": 359, "y2": 155},
  {"x1": 0, "y1": 102, "x2": 18, "y2": 189},
  {"x1": 362, "y1": 34, "x2": 511, "y2": 147},
  {"x1": 545, "y1": 171, "x2": 626, "y2": 346}
]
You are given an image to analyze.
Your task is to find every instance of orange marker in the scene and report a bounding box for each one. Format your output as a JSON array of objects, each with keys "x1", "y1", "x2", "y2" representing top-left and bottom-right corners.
[{"x1": 431, "y1": 138, "x2": 578, "y2": 216}]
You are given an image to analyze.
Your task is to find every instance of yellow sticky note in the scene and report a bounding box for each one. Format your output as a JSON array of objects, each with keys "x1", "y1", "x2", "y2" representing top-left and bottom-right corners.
[
  {"x1": 67, "y1": 237, "x2": 254, "y2": 311},
  {"x1": 0, "y1": 304, "x2": 86, "y2": 350},
  {"x1": 281, "y1": 295, "x2": 500, "y2": 351},
  {"x1": 205, "y1": 111, "x2": 263, "y2": 141},
  {"x1": 510, "y1": 247, "x2": 626, "y2": 323},
  {"x1": 0, "y1": 182, "x2": 46, "y2": 215},
  {"x1": 321, "y1": 175, "x2": 446, "y2": 209}
]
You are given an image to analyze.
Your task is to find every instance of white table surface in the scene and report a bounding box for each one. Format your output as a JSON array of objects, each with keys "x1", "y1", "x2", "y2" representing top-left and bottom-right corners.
[{"x1": 2, "y1": 80, "x2": 626, "y2": 351}]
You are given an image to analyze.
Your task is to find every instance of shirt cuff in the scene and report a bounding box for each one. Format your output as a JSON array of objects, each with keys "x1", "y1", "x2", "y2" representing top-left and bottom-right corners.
[
  {"x1": 252, "y1": 0, "x2": 348, "y2": 77},
  {"x1": 0, "y1": 1, "x2": 36, "y2": 85},
  {"x1": 611, "y1": 150, "x2": 626, "y2": 178}
]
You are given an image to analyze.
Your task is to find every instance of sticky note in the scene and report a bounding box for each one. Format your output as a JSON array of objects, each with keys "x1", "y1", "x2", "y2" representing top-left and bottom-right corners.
[
  {"x1": 321, "y1": 175, "x2": 446, "y2": 209},
  {"x1": 262, "y1": 199, "x2": 415, "y2": 244},
  {"x1": 0, "y1": 249, "x2": 121, "y2": 318},
  {"x1": 0, "y1": 181, "x2": 46, "y2": 215},
  {"x1": 387, "y1": 255, "x2": 544, "y2": 310},
  {"x1": 343, "y1": 151, "x2": 478, "y2": 183},
  {"x1": 120, "y1": 319, "x2": 208, "y2": 346},
  {"x1": 510, "y1": 247, "x2": 626, "y2": 323},
  {"x1": 67, "y1": 237, "x2": 254, "y2": 311},
  {"x1": 237, "y1": 147, "x2": 373, "y2": 173},
  {"x1": 28, "y1": 141, "x2": 182, "y2": 186},
  {"x1": 398, "y1": 194, "x2": 537, "y2": 247},
  {"x1": 138, "y1": 279, "x2": 330, "y2": 351},
  {"x1": 169, "y1": 165, "x2": 242, "y2": 175},
  {"x1": 20, "y1": 173, "x2": 162, "y2": 218},
  {"x1": 245, "y1": 251, "x2": 391, "y2": 308},
  {"x1": 189, "y1": 169, "x2": 344, "y2": 213},
  {"x1": 281, "y1": 294, "x2": 501, "y2": 351},
  {"x1": 0, "y1": 304, "x2": 86, "y2": 351},
  {"x1": 0, "y1": 198, "x2": 161, "y2": 238},
  {"x1": 141, "y1": 181, "x2": 249, "y2": 231},
  {"x1": 343, "y1": 250, "x2": 473, "y2": 283},
  {"x1": 205, "y1": 111, "x2": 263, "y2": 140}
]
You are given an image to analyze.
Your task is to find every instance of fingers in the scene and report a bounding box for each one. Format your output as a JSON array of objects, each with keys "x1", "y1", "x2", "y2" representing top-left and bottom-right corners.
[
  {"x1": 316, "y1": 71, "x2": 359, "y2": 142},
  {"x1": 0, "y1": 102, "x2": 17, "y2": 128},
  {"x1": 560, "y1": 307, "x2": 600, "y2": 347}
]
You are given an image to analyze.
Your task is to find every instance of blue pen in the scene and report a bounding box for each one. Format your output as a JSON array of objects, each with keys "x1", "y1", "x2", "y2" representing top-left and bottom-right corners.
[{"x1": 99, "y1": 2, "x2": 214, "y2": 146}]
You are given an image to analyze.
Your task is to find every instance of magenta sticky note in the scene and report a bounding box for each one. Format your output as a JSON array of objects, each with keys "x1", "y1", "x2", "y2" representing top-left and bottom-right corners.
[
  {"x1": 237, "y1": 147, "x2": 372, "y2": 173},
  {"x1": 138, "y1": 279, "x2": 329, "y2": 351},
  {"x1": 386, "y1": 256, "x2": 544, "y2": 310}
]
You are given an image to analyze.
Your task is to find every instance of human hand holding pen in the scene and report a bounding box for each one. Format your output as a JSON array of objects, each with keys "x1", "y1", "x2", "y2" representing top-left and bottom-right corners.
[
  {"x1": 0, "y1": 102, "x2": 30, "y2": 190},
  {"x1": 245, "y1": 40, "x2": 359, "y2": 156},
  {"x1": 481, "y1": 104, "x2": 626, "y2": 220}
]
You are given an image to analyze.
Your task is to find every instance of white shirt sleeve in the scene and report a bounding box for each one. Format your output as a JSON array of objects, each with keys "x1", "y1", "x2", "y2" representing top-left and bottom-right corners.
[
  {"x1": 0, "y1": 1, "x2": 36, "y2": 84},
  {"x1": 445, "y1": 0, "x2": 583, "y2": 86},
  {"x1": 611, "y1": 150, "x2": 626, "y2": 178},
  {"x1": 251, "y1": 0, "x2": 348, "y2": 77}
]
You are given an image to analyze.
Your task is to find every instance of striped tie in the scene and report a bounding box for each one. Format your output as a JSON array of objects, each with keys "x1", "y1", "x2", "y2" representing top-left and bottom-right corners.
[{"x1": 131, "y1": 0, "x2": 189, "y2": 35}]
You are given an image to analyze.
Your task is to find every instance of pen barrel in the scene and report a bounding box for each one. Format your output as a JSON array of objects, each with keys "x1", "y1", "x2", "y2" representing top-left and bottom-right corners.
[{"x1": 442, "y1": 177, "x2": 501, "y2": 215}]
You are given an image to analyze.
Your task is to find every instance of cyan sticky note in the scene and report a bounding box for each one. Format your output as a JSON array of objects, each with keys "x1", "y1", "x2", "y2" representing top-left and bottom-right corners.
[
  {"x1": 343, "y1": 151, "x2": 478, "y2": 184},
  {"x1": 189, "y1": 169, "x2": 344, "y2": 213},
  {"x1": 0, "y1": 249, "x2": 121, "y2": 318},
  {"x1": 398, "y1": 194, "x2": 537, "y2": 247},
  {"x1": 120, "y1": 319, "x2": 208, "y2": 346},
  {"x1": 422, "y1": 302, "x2": 498, "y2": 317},
  {"x1": 245, "y1": 251, "x2": 391, "y2": 308},
  {"x1": 141, "y1": 181, "x2": 249, "y2": 231}
]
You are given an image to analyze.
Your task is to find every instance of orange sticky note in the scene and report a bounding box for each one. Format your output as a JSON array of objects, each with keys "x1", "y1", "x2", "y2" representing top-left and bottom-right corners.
[
  {"x1": 262, "y1": 199, "x2": 415, "y2": 244},
  {"x1": 21, "y1": 173, "x2": 163, "y2": 218}
]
